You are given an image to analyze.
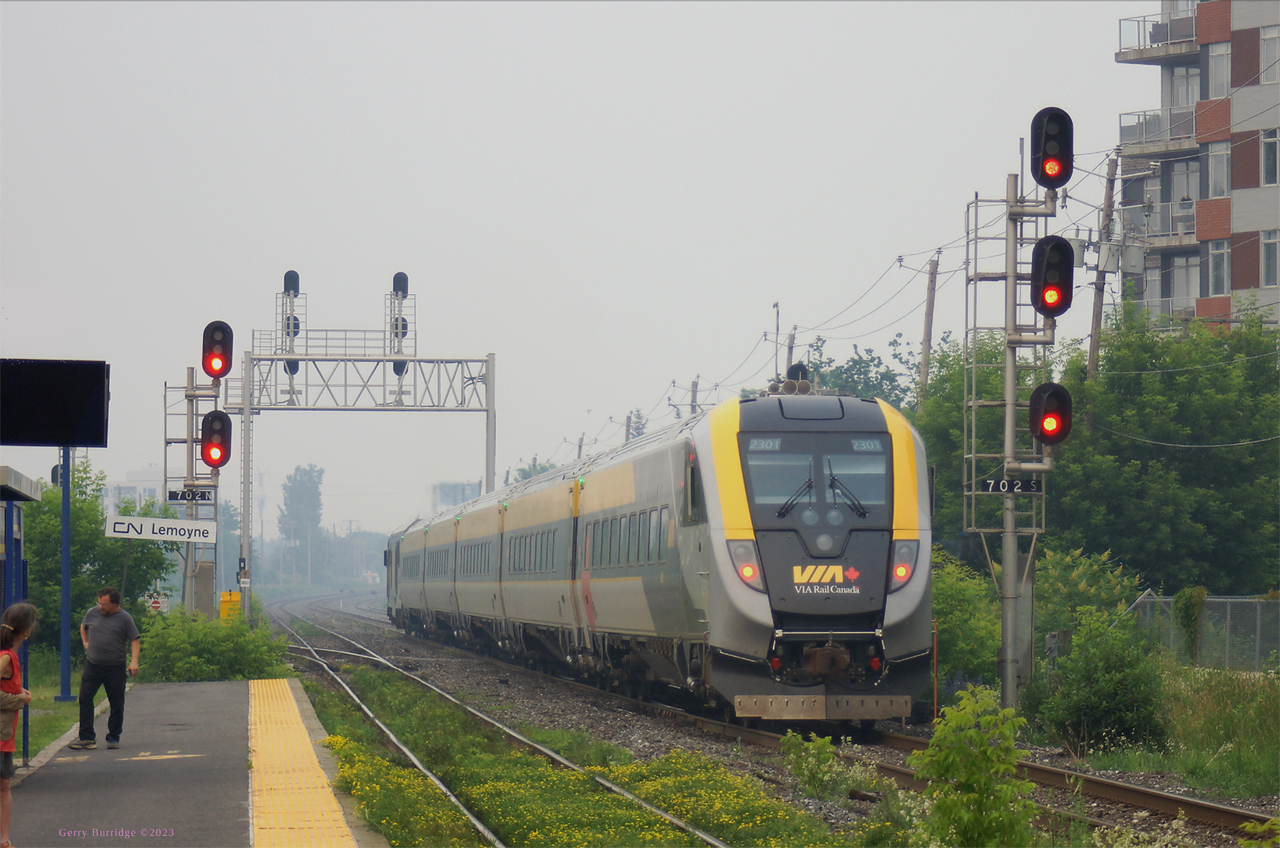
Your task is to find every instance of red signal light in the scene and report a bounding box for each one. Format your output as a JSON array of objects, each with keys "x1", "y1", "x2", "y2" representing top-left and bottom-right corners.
[
  {"x1": 1043, "y1": 158, "x2": 1062, "y2": 178},
  {"x1": 201, "y1": 321, "x2": 234, "y2": 380},
  {"x1": 1042, "y1": 286, "x2": 1062, "y2": 309},
  {"x1": 1029, "y1": 382, "x2": 1072, "y2": 445},
  {"x1": 199, "y1": 410, "x2": 233, "y2": 469}
]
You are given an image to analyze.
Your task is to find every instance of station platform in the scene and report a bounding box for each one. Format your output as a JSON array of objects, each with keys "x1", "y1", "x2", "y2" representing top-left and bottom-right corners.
[{"x1": 9, "y1": 678, "x2": 388, "y2": 848}]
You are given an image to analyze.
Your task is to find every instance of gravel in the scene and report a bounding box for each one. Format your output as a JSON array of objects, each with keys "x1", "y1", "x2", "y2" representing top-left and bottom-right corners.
[{"x1": 287, "y1": 599, "x2": 1276, "y2": 847}]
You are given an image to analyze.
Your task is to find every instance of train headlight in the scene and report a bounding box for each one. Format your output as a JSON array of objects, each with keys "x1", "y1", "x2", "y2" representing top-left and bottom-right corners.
[
  {"x1": 728, "y1": 541, "x2": 767, "y2": 593},
  {"x1": 888, "y1": 540, "x2": 918, "y2": 592}
]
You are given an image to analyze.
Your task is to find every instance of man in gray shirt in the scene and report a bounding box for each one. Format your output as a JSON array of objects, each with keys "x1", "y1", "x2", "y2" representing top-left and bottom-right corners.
[{"x1": 68, "y1": 587, "x2": 140, "y2": 750}]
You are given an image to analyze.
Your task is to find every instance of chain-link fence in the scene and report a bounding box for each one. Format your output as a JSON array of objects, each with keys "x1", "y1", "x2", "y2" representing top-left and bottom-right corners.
[{"x1": 1133, "y1": 594, "x2": 1280, "y2": 670}]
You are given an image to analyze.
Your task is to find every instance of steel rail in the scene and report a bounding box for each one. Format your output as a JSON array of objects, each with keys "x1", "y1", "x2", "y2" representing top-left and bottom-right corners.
[
  {"x1": 289, "y1": 616, "x2": 734, "y2": 848},
  {"x1": 302, "y1": 593, "x2": 1276, "y2": 836},
  {"x1": 269, "y1": 612, "x2": 507, "y2": 848}
]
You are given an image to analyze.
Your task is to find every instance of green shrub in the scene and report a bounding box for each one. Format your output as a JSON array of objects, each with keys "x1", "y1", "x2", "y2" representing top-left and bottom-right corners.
[
  {"x1": 931, "y1": 546, "x2": 1000, "y2": 685},
  {"x1": 907, "y1": 685, "x2": 1037, "y2": 848},
  {"x1": 1022, "y1": 606, "x2": 1166, "y2": 757},
  {"x1": 140, "y1": 606, "x2": 292, "y2": 682}
]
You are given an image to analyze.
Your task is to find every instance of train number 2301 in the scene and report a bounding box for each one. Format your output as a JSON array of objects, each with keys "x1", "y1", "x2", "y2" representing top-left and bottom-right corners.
[{"x1": 981, "y1": 479, "x2": 1042, "y2": 493}]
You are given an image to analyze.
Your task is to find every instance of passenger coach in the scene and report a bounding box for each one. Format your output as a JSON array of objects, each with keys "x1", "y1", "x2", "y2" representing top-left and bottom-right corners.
[{"x1": 387, "y1": 389, "x2": 931, "y2": 722}]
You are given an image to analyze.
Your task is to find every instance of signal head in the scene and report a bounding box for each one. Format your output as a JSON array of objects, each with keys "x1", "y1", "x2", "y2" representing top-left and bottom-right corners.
[
  {"x1": 1030, "y1": 107, "x2": 1074, "y2": 190},
  {"x1": 201, "y1": 321, "x2": 234, "y2": 379},
  {"x1": 1030, "y1": 236, "x2": 1075, "y2": 318},
  {"x1": 1029, "y1": 382, "x2": 1073, "y2": 445},
  {"x1": 199, "y1": 410, "x2": 233, "y2": 468}
]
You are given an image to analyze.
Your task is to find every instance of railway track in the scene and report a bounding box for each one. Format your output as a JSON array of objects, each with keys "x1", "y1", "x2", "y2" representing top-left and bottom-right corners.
[
  {"x1": 279, "y1": 590, "x2": 1275, "y2": 844},
  {"x1": 268, "y1": 597, "x2": 732, "y2": 848}
]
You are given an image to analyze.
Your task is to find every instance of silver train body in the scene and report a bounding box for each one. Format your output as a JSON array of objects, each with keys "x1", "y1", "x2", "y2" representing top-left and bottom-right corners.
[{"x1": 386, "y1": 393, "x2": 932, "y2": 721}]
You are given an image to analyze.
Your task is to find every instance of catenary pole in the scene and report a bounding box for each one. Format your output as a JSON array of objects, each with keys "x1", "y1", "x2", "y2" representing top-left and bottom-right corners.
[{"x1": 1087, "y1": 152, "x2": 1119, "y2": 381}]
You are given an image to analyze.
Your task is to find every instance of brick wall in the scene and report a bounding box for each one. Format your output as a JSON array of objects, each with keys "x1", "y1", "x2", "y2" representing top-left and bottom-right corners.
[
  {"x1": 1197, "y1": 99, "x2": 1232, "y2": 143},
  {"x1": 1197, "y1": 198, "x2": 1232, "y2": 240},
  {"x1": 1197, "y1": 0, "x2": 1232, "y2": 45}
]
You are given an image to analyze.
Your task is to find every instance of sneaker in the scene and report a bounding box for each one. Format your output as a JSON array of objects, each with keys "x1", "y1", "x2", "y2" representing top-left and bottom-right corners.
[
  {"x1": 106, "y1": 740, "x2": 119, "y2": 749},
  {"x1": 68, "y1": 739, "x2": 96, "y2": 750}
]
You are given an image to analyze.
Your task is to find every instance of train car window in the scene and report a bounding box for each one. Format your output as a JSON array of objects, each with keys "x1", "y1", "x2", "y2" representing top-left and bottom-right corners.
[
  {"x1": 628, "y1": 513, "x2": 639, "y2": 563},
  {"x1": 649, "y1": 509, "x2": 660, "y2": 559},
  {"x1": 590, "y1": 521, "x2": 600, "y2": 568},
  {"x1": 537, "y1": 532, "x2": 545, "y2": 572},
  {"x1": 551, "y1": 529, "x2": 558, "y2": 572},
  {"x1": 824, "y1": 450, "x2": 888, "y2": 506},
  {"x1": 637, "y1": 511, "x2": 650, "y2": 562},
  {"x1": 658, "y1": 506, "x2": 670, "y2": 560},
  {"x1": 619, "y1": 515, "x2": 630, "y2": 564},
  {"x1": 609, "y1": 517, "x2": 619, "y2": 566},
  {"x1": 683, "y1": 459, "x2": 707, "y2": 525}
]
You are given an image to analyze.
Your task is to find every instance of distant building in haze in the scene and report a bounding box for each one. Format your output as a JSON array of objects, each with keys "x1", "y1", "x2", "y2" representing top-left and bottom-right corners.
[{"x1": 431, "y1": 481, "x2": 482, "y2": 515}]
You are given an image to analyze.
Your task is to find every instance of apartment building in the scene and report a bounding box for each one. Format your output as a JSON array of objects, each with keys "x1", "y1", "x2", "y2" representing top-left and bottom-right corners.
[{"x1": 1116, "y1": 0, "x2": 1279, "y2": 324}]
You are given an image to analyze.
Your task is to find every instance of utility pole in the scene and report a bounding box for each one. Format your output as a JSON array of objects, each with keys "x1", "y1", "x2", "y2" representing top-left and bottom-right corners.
[
  {"x1": 773, "y1": 303, "x2": 780, "y2": 379},
  {"x1": 1087, "y1": 152, "x2": 1119, "y2": 381},
  {"x1": 624, "y1": 412, "x2": 632, "y2": 443},
  {"x1": 784, "y1": 327, "x2": 796, "y2": 375},
  {"x1": 917, "y1": 253, "x2": 940, "y2": 408},
  {"x1": 690, "y1": 377, "x2": 699, "y2": 417}
]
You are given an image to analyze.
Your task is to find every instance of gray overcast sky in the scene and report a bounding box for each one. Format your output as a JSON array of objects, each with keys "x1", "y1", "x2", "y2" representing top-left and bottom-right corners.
[{"x1": 1, "y1": 1, "x2": 1158, "y2": 539}]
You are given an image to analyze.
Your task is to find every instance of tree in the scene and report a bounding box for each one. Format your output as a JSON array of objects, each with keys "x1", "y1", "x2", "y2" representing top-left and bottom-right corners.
[
  {"x1": 911, "y1": 310, "x2": 1278, "y2": 596},
  {"x1": 278, "y1": 464, "x2": 324, "y2": 583},
  {"x1": 627, "y1": 408, "x2": 648, "y2": 439},
  {"x1": 912, "y1": 331, "x2": 1004, "y2": 548},
  {"x1": 805, "y1": 335, "x2": 917, "y2": 409},
  {"x1": 1050, "y1": 309, "x2": 1279, "y2": 594},
  {"x1": 515, "y1": 459, "x2": 557, "y2": 481},
  {"x1": 22, "y1": 458, "x2": 177, "y2": 651}
]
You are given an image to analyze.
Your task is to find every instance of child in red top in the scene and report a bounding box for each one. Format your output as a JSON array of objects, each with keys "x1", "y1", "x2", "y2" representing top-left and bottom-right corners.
[{"x1": 0, "y1": 602, "x2": 37, "y2": 848}]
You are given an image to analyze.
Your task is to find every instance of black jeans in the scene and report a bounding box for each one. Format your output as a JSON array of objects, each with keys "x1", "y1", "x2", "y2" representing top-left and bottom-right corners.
[{"x1": 78, "y1": 660, "x2": 127, "y2": 743}]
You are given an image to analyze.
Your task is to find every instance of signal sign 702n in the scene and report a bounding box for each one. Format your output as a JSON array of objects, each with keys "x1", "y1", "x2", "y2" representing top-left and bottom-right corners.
[{"x1": 981, "y1": 479, "x2": 1042, "y2": 494}]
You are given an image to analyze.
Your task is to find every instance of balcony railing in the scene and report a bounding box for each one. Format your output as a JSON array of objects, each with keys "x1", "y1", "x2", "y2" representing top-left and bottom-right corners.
[
  {"x1": 1120, "y1": 201, "x2": 1196, "y2": 240},
  {"x1": 1119, "y1": 11, "x2": 1196, "y2": 51},
  {"x1": 1119, "y1": 106, "x2": 1197, "y2": 146}
]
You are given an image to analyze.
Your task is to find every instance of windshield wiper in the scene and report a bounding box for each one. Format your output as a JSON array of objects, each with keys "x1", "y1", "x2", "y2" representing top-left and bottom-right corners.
[
  {"x1": 827, "y1": 459, "x2": 869, "y2": 519},
  {"x1": 776, "y1": 478, "x2": 814, "y2": 518}
]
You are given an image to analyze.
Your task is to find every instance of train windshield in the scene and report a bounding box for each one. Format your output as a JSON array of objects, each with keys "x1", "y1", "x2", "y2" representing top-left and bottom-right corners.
[{"x1": 740, "y1": 433, "x2": 889, "y2": 519}]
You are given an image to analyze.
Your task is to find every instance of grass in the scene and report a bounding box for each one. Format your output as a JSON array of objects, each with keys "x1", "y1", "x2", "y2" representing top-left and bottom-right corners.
[
  {"x1": 15, "y1": 647, "x2": 107, "y2": 760},
  {"x1": 1086, "y1": 660, "x2": 1280, "y2": 799},
  {"x1": 305, "y1": 665, "x2": 872, "y2": 847}
]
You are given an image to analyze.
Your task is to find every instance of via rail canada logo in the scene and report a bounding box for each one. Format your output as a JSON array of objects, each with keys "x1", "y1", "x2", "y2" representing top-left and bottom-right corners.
[{"x1": 792, "y1": 565, "x2": 860, "y2": 595}]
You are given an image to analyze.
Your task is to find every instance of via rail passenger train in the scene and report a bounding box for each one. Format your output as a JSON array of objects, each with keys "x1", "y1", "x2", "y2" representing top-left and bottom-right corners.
[{"x1": 387, "y1": 389, "x2": 932, "y2": 722}]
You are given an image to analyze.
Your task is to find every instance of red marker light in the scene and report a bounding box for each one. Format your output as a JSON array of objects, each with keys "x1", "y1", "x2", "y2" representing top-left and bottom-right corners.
[
  {"x1": 769, "y1": 656, "x2": 782, "y2": 671},
  {"x1": 894, "y1": 563, "x2": 911, "y2": 581},
  {"x1": 739, "y1": 563, "x2": 757, "y2": 582},
  {"x1": 870, "y1": 656, "x2": 882, "y2": 671}
]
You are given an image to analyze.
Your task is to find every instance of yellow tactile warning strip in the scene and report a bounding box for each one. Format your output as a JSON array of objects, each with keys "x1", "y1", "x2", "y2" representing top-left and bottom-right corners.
[{"x1": 250, "y1": 678, "x2": 357, "y2": 848}]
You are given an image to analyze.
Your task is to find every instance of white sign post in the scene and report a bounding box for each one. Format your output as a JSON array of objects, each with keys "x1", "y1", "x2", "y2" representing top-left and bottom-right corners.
[{"x1": 104, "y1": 516, "x2": 217, "y2": 543}]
